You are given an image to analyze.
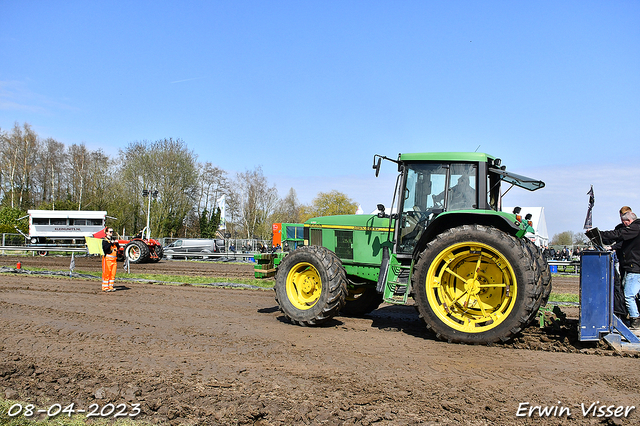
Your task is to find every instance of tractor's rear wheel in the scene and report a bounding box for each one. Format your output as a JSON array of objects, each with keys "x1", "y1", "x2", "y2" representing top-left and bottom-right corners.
[
  {"x1": 341, "y1": 286, "x2": 383, "y2": 317},
  {"x1": 125, "y1": 240, "x2": 150, "y2": 264},
  {"x1": 413, "y1": 224, "x2": 538, "y2": 344},
  {"x1": 521, "y1": 238, "x2": 552, "y2": 322},
  {"x1": 274, "y1": 245, "x2": 347, "y2": 326}
]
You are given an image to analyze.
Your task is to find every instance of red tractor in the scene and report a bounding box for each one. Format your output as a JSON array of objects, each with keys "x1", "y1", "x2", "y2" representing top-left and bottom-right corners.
[{"x1": 95, "y1": 227, "x2": 163, "y2": 264}]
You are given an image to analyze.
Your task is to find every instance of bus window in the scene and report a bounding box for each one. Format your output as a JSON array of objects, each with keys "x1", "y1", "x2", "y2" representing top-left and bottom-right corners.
[
  {"x1": 33, "y1": 218, "x2": 49, "y2": 225},
  {"x1": 51, "y1": 218, "x2": 67, "y2": 225}
]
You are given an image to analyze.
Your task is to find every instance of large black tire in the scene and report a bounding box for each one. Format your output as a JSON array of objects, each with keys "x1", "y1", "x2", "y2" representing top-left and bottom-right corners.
[
  {"x1": 412, "y1": 224, "x2": 539, "y2": 344},
  {"x1": 274, "y1": 245, "x2": 347, "y2": 326},
  {"x1": 125, "y1": 240, "x2": 150, "y2": 264},
  {"x1": 521, "y1": 238, "x2": 552, "y2": 319},
  {"x1": 151, "y1": 244, "x2": 164, "y2": 262},
  {"x1": 341, "y1": 286, "x2": 383, "y2": 317}
]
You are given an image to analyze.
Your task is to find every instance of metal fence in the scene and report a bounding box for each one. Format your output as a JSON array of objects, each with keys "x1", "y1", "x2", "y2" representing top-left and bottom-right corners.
[
  {"x1": 548, "y1": 260, "x2": 581, "y2": 274},
  {"x1": 0, "y1": 233, "x2": 265, "y2": 261},
  {"x1": 160, "y1": 237, "x2": 272, "y2": 253}
]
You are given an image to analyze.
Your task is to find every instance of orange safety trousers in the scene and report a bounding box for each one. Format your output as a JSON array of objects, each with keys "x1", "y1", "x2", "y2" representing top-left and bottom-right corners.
[{"x1": 102, "y1": 254, "x2": 117, "y2": 291}]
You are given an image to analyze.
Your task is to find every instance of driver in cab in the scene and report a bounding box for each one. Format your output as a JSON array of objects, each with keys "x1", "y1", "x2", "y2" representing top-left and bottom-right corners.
[{"x1": 433, "y1": 175, "x2": 475, "y2": 211}]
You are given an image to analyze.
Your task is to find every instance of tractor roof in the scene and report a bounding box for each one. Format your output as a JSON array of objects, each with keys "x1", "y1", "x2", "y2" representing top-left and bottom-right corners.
[
  {"x1": 397, "y1": 152, "x2": 544, "y2": 191},
  {"x1": 399, "y1": 152, "x2": 495, "y2": 162}
]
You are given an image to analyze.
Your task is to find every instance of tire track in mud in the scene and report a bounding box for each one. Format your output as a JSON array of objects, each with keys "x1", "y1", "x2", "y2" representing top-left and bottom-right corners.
[{"x1": 0, "y1": 280, "x2": 286, "y2": 380}]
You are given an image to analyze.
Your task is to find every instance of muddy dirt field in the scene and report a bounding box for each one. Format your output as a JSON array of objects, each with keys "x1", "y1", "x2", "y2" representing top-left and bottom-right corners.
[{"x1": 1, "y1": 256, "x2": 640, "y2": 425}]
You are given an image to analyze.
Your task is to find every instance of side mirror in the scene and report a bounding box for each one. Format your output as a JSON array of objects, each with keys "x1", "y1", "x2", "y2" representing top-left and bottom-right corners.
[
  {"x1": 373, "y1": 157, "x2": 382, "y2": 177},
  {"x1": 377, "y1": 204, "x2": 386, "y2": 218}
]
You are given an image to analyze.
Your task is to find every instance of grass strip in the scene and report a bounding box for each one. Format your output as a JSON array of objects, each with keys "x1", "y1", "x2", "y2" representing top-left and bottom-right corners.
[
  {"x1": 0, "y1": 265, "x2": 275, "y2": 290},
  {"x1": 548, "y1": 293, "x2": 579, "y2": 303}
]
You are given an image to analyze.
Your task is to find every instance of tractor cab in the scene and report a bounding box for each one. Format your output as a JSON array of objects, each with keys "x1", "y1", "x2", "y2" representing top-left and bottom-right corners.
[
  {"x1": 397, "y1": 161, "x2": 479, "y2": 254},
  {"x1": 374, "y1": 152, "x2": 544, "y2": 258}
]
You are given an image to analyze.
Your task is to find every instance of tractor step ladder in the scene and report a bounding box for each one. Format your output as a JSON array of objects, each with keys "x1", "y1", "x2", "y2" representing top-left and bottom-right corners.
[
  {"x1": 377, "y1": 248, "x2": 413, "y2": 304},
  {"x1": 580, "y1": 251, "x2": 640, "y2": 354}
]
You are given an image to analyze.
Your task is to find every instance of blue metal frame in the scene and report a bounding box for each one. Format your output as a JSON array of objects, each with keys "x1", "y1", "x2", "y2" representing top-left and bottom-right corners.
[{"x1": 579, "y1": 251, "x2": 640, "y2": 353}]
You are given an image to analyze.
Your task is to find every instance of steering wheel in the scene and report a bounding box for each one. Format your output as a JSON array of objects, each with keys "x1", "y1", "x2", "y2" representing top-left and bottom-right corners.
[{"x1": 406, "y1": 209, "x2": 431, "y2": 229}]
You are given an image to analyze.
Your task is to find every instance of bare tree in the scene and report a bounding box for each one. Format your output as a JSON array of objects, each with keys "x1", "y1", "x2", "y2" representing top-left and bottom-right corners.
[
  {"x1": 197, "y1": 162, "x2": 229, "y2": 214},
  {"x1": 68, "y1": 143, "x2": 91, "y2": 209},
  {"x1": 115, "y1": 138, "x2": 198, "y2": 238},
  {"x1": 234, "y1": 166, "x2": 279, "y2": 240},
  {"x1": 0, "y1": 126, "x2": 6, "y2": 203},
  {"x1": 1, "y1": 123, "x2": 22, "y2": 208},
  {"x1": 270, "y1": 187, "x2": 302, "y2": 224},
  {"x1": 1, "y1": 122, "x2": 38, "y2": 209},
  {"x1": 86, "y1": 149, "x2": 113, "y2": 210},
  {"x1": 223, "y1": 191, "x2": 242, "y2": 238},
  {"x1": 32, "y1": 137, "x2": 67, "y2": 206},
  {"x1": 19, "y1": 123, "x2": 38, "y2": 208}
]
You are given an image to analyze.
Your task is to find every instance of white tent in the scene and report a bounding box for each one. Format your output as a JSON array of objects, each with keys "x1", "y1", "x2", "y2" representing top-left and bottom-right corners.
[{"x1": 504, "y1": 207, "x2": 549, "y2": 247}]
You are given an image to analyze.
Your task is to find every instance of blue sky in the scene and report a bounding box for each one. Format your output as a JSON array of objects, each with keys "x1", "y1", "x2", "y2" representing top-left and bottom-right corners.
[{"x1": 1, "y1": 1, "x2": 639, "y2": 240}]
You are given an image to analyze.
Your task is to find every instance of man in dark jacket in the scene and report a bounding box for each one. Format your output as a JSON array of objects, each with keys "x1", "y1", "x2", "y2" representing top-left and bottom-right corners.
[{"x1": 600, "y1": 211, "x2": 640, "y2": 329}]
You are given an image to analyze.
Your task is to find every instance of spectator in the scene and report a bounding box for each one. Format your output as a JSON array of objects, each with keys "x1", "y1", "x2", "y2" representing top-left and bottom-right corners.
[
  {"x1": 612, "y1": 207, "x2": 634, "y2": 275},
  {"x1": 572, "y1": 247, "x2": 581, "y2": 259},
  {"x1": 599, "y1": 211, "x2": 640, "y2": 329}
]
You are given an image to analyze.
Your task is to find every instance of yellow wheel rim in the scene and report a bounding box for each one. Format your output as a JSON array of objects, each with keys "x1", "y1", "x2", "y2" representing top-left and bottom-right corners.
[
  {"x1": 286, "y1": 262, "x2": 322, "y2": 310},
  {"x1": 425, "y1": 242, "x2": 517, "y2": 333}
]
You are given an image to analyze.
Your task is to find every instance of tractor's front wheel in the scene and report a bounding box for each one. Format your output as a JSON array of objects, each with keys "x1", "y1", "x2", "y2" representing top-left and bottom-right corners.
[
  {"x1": 151, "y1": 244, "x2": 163, "y2": 262},
  {"x1": 413, "y1": 224, "x2": 538, "y2": 344},
  {"x1": 274, "y1": 245, "x2": 347, "y2": 326}
]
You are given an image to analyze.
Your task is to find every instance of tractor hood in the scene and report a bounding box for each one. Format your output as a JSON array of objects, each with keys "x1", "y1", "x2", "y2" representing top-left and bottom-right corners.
[{"x1": 305, "y1": 214, "x2": 392, "y2": 231}]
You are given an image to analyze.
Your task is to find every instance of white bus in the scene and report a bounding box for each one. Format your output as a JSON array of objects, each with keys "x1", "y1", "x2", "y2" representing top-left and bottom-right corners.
[{"x1": 27, "y1": 210, "x2": 107, "y2": 244}]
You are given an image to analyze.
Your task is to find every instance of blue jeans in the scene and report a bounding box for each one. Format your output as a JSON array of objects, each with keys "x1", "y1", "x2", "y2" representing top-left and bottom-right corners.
[{"x1": 623, "y1": 272, "x2": 640, "y2": 318}]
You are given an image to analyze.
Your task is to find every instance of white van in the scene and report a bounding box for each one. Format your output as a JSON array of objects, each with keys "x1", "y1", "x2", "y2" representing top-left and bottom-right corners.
[{"x1": 163, "y1": 239, "x2": 225, "y2": 259}]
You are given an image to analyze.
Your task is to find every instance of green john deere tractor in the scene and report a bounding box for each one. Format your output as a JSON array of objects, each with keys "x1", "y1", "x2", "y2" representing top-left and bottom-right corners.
[{"x1": 266, "y1": 152, "x2": 551, "y2": 344}]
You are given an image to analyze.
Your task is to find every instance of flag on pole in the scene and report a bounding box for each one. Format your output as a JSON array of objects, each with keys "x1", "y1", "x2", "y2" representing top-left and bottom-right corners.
[
  {"x1": 85, "y1": 236, "x2": 104, "y2": 255},
  {"x1": 583, "y1": 185, "x2": 594, "y2": 229},
  {"x1": 92, "y1": 228, "x2": 107, "y2": 239},
  {"x1": 216, "y1": 195, "x2": 226, "y2": 230}
]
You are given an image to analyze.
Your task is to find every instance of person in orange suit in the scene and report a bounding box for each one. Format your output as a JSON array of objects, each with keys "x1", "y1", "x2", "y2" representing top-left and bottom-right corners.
[{"x1": 101, "y1": 228, "x2": 119, "y2": 292}]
